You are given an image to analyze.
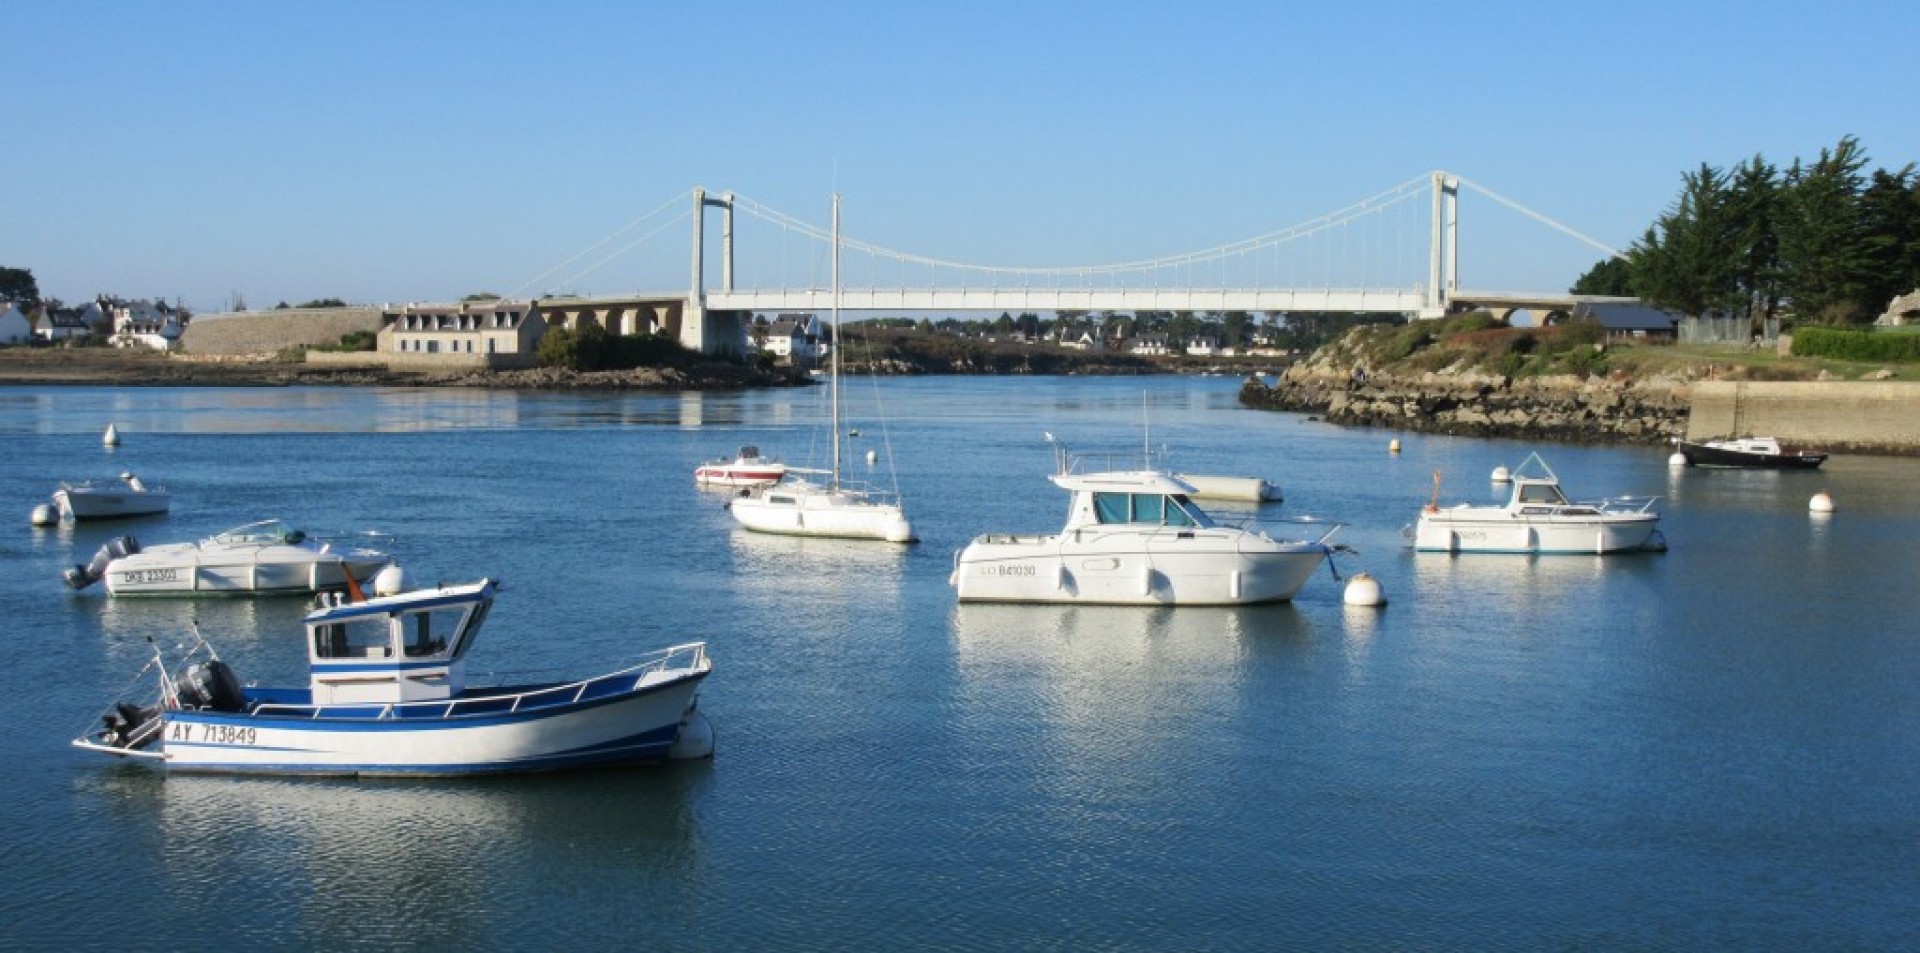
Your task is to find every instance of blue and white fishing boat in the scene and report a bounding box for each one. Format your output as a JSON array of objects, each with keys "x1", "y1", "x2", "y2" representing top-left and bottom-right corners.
[{"x1": 73, "y1": 577, "x2": 714, "y2": 776}]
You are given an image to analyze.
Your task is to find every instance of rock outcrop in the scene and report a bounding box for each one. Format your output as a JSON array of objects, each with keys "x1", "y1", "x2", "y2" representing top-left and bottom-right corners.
[{"x1": 1240, "y1": 365, "x2": 1689, "y2": 445}]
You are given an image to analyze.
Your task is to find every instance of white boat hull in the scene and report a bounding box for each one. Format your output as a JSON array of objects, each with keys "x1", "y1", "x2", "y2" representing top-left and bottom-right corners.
[
  {"x1": 54, "y1": 487, "x2": 172, "y2": 520},
  {"x1": 953, "y1": 528, "x2": 1327, "y2": 605},
  {"x1": 729, "y1": 484, "x2": 915, "y2": 543},
  {"x1": 104, "y1": 545, "x2": 391, "y2": 596},
  {"x1": 1411, "y1": 511, "x2": 1661, "y2": 554},
  {"x1": 150, "y1": 672, "x2": 707, "y2": 776}
]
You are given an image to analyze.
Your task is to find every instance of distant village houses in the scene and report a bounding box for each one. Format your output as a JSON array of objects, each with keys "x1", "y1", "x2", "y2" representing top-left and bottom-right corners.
[{"x1": 758, "y1": 313, "x2": 823, "y2": 364}]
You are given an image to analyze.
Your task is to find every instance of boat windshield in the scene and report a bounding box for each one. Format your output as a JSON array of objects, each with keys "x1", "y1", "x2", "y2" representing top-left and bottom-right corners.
[
  {"x1": 1093, "y1": 492, "x2": 1210, "y2": 528},
  {"x1": 213, "y1": 520, "x2": 300, "y2": 545},
  {"x1": 1514, "y1": 482, "x2": 1569, "y2": 506}
]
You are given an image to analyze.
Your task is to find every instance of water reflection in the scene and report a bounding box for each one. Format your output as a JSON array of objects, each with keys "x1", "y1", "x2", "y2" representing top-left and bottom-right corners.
[{"x1": 140, "y1": 768, "x2": 708, "y2": 947}]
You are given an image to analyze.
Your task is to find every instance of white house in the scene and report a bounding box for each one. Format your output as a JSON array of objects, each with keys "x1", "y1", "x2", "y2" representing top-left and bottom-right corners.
[
  {"x1": 1130, "y1": 334, "x2": 1173, "y2": 356},
  {"x1": 382, "y1": 299, "x2": 539, "y2": 363},
  {"x1": 103, "y1": 297, "x2": 184, "y2": 350},
  {"x1": 0, "y1": 302, "x2": 31, "y2": 344},
  {"x1": 1185, "y1": 336, "x2": 1225, "y2": 357},
  {"x1": 760, "y1": 313, "x2": 822, "y2": 363}
]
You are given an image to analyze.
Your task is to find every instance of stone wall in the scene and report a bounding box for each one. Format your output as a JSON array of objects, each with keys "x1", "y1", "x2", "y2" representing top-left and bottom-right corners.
[
  {"x1": 181, "y1": 308, "x2": 384, "y2": 356},
  {"x1": 1686, "y1": 381, "x2": 1920, "y2": 453}
]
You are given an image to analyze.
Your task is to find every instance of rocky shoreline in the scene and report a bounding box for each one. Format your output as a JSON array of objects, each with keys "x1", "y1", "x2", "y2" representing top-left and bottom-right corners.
[{"x1": 1240, "y1": 366, "x2": 1690, "y2": 445}]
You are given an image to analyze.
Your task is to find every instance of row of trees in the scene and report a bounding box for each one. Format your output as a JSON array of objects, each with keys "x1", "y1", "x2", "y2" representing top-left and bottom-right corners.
[{"x1": 1574, "y1": 136, "x2": 1920, "y2": 327}]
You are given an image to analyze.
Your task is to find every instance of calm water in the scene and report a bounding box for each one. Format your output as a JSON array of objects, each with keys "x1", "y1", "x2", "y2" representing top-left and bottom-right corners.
[{"x1": 3, "y1": 377, "x2": 1916, "y2": 951}]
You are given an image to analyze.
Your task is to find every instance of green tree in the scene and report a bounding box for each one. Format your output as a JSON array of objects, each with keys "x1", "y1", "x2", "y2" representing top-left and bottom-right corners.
[
  {"x1": 1776, "y1": 136, "x2": 1873, "y2": 325},
  {"x1": 1629, "y1": 162, "x2": 1741, "y2": 316},
  {"x1": 1570, "y1": 256, "x2": 1633, "y2": 295},
  {"x1": 1857, "y1": 164, "x2": 1920, "y2": 314},
  {"x1": 0, "y1": 267, "x2": 39, "y2": 304}
]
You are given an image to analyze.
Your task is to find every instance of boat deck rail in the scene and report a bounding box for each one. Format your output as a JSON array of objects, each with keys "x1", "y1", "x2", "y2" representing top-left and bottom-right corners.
[
  {"x1": 963, "y1": 517, "x2": 1344, "y2": 550},
  {"x1": 247, "y1": 642, "x2": 709, "y2": 721}
]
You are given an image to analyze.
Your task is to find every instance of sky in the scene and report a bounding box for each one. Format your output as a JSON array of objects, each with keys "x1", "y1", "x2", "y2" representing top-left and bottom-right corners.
[{"x1": 6, "y1": 0, "x2": 1917, "y2": 314}]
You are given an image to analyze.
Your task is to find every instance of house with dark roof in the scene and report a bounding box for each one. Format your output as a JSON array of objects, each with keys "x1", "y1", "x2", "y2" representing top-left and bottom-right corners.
[{"x1": 1570, "y1": 302, "x2": 1679, "y2": 342}]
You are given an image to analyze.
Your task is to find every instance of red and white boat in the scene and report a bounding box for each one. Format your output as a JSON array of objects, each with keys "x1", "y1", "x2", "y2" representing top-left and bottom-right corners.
[{"x1": 695, "y1": 446, "x2": 787, "y2": 487}]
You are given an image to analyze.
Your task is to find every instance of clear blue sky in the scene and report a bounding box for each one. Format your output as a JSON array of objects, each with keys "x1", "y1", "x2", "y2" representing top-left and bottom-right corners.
[{"x1": 6, "y1": 0, "x2": 1916, "y2": 313}]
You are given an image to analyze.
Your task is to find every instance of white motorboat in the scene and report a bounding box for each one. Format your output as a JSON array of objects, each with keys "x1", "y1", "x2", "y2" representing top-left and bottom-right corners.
[
  {"x1": 950, "y1": 440, "x2": 1342, "y2": 605},
  {"x1": 728, "y1": 195, "x2": 915, "y2": 544},
  {"x1": 1409, "y1": 453, "x2": 1663, "y2": 554},
  {"x1": 72, "y1": 577, "x2": 713, "y2": 776},
  {"x1": 63, "y1": 519, "x2": 394, "y2": 595},
  {"x1": 695, "y1": 445, "x2": 788, "y2": 487},
  {"x1": 51, "y1": 472, "x2": 172, "y2": 520}
]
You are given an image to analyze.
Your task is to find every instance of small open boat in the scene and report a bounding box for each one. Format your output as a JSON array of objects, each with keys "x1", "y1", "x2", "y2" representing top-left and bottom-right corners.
[
  {"x1": 695, "y1": 445, "x2": 788, "y2": 487},
  {"x1": 72, "y1": 577, "x2": 713, "y2": 776},
  {"x1": 63, "y1": 519, "x2": 393, "y2": 596},
  {"x1": 1676, "y1": 436, "x2": 1826, "y2": 469},
  {"x1": 51, "y1": 472, "x2": 171, "y2": 520},
  {"x1": 1410, "y1": 453, "x2": 1663, "y2": 554}
]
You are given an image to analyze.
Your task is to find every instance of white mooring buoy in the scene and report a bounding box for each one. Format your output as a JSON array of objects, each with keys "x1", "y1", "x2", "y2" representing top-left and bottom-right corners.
[
  {"x1": 102, "y1": 423, "x2": 120, "y2": 447},
  {"x1": 1343, "y1": 572, "x2": 1387, "y2": 607},
  {"x1": 1389, "y1": 439, "x2": 1402, "y2": 454},
  {"x1": 30, "y1": 503, "x2": 58, "y2": 526},
  {"x1": 1491, "y1": 465, "x2": 1512, "y2": 483},
  {"x1": 1668, "y1": 452, "x2": 1687, "y2": 468},
  {"x1": 1809, "y1": 491, "x2": 1835, "y2": 514},
  {"x1": 865, "y1": 449, "x2": 878, "y2": 466}
]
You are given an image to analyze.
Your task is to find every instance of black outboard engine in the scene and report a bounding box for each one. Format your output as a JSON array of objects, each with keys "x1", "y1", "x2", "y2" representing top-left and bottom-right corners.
[
  {"x1": 177, "y1": 659, "x2": 247, "y2": 713},
  {"x1": 99, "y1": 702, "x2": 164, "y2": 750},
  {"x1": 62, "y1": 535, "x2": 140, "y2": 590}
]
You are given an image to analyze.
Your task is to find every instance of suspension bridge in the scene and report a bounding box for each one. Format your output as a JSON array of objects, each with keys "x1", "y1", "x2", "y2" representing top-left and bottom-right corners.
[{"x1": 506, "y1": 171, "x2": 1635, "y2": 355}]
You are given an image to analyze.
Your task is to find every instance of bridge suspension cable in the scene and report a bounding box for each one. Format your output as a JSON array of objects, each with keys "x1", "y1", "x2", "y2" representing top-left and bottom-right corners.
[
  {"x1": 728, "y1": 174, "x2": 1433, "y2": 282},
  {"x1": 504, "y1": 189, "x2": 694, "y2": 299},
  {"x1": 1450, "y1": 174, "x2": 1626, "y2": 261}
]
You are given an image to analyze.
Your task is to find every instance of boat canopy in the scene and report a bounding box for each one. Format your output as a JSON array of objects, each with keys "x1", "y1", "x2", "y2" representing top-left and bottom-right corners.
[
  {"x1": 1510, "y1": 479, "x2": 1570, "y2": 507},
  {"x1": 1050, "y1": 470, "x2": 1197, "y2": 496},
  {"x1": 303, "y1": 576, "x2": 491, "y2": 672}
]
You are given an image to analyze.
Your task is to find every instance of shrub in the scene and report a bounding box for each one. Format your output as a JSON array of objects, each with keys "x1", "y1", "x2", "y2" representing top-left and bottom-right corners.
[{"x1": 1790, "y1": 327, "x2": 1920, "y2": 363}]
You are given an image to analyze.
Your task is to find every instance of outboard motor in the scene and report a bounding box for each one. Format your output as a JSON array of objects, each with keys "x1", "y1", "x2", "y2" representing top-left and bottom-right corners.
[
  {"x1": 177, "y1": 659, "x2": 246, "y2": 713},
  {"x1": 62, "y1": 535, "x2": 140, "y2": 590},
  {"x1": 100, "y1": 702, "x2": 164, "y2": 750}
]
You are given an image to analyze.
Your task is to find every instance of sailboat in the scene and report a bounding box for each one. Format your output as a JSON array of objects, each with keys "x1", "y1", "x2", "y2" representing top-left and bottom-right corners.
[{"x1": 726, "y1": 195, "x2": 916, "y2": 544}]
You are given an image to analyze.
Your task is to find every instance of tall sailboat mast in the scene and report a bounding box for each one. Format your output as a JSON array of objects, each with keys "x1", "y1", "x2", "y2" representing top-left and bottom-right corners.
[{"x1": 830, "y1": 193, "x2": 842, "y2": 490}]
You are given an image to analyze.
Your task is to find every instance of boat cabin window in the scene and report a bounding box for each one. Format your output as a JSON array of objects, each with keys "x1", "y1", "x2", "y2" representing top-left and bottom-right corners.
[
  {"x1": 403, "y1": 605, "x2": 473, "y2": 658},
  {"x1": 1093, "y1": 492, "x2": 1205, "y2": 527},
  {"x1": 313, "y1": 615, "x2": 392, "y2": 660},
  {"x1": 1515, "y1": 483, "x2": 1568, "y2": 505}
]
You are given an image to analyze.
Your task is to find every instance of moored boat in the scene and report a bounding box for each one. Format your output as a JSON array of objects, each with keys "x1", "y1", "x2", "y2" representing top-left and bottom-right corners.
[
  {"x1": 695, "y1": 445, "x2": 788, "y2": 487},
  {"x1": 51, "y1": 472, "x2": 172, "y2": 520},
  {"x1": 1676, "y1": 436, "x2": 1826, "y2": 469},
  {"x1": 727, "y1": 195, "x2": 915, "y2": 544},
  {"x1": 1410, "y1": 453, "x2": 1663, "y2": 554},
  {"x1": 72, "y1": 577, "x2": 714, "y2": 776},
  {"x1": 63, "y1": 519, "x2": 393, "y2": 595},
  {"x1": 950, "y1": 439, "x2": 1340, "y2": 605}
]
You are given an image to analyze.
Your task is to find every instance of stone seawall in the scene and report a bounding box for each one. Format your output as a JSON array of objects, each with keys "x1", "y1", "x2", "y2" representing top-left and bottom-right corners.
[
  {"x1": 1687, "y1": 381, "x2": 1920, "y2": 453},
  {"x1": 182, "y1": 308, "x2": 384, "y2": 355},
  {"x1": 1240, "y1": 369, "x2": 1689, "y2": 445}
]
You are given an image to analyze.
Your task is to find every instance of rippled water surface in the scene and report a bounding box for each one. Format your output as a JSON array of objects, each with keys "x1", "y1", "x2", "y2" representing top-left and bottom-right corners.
[{"x1": 4, "y1": 377, "x2": 1917, "y2": 950}]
